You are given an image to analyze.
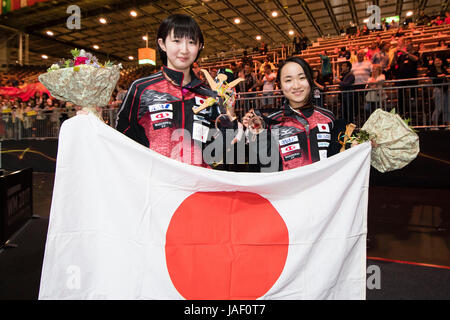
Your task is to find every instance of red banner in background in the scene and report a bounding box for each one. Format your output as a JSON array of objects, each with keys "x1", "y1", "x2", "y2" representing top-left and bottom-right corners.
[{"x1": 0, "y1": 82, "x2": 51, "y2": 101}]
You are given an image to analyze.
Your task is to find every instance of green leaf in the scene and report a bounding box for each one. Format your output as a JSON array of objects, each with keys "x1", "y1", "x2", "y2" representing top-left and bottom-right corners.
[
  {"x1": 104, "y1": 60, "x2": 114, "y2": 67},
  {"x1": 71, "y1": 48, "x2": 80, "y2": 58}
]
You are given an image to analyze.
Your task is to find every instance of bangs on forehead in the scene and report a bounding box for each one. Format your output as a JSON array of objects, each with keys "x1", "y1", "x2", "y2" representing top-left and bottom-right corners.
[
  {"x1": 157, "y1": 14, "x2": 204, "y2": 66},
  {"x1": 170, "y1": 22, "x2": 202, "y2": 43}
]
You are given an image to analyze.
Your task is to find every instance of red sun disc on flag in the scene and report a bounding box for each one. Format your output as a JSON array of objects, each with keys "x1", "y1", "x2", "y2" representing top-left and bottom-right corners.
[{"x1": 165, "y1": 191, "x2": 289, "y2": 300}]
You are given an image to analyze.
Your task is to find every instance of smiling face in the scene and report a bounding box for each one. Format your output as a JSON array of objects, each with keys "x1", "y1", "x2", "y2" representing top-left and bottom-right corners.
[
  {"x1": 435, "y1": 57, "x2": 443, "y2": 68},
  {"x1": 158, "y1": 29, "x2": 201, "y2": 73},
  {"x1": 279, "y1": 61, "x2": 311, "y2": 109},
  {"x1": 357, "y1": 51, "x2": 365, "y2": 62}
]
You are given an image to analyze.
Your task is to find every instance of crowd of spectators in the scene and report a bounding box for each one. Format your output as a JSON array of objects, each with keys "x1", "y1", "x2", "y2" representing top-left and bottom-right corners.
[
  {"x1": 1, "y1": 10, "x2": 450, "y2": 133},
  {"x1": 308, "y1": 12, "x2": 450, "y2": 123}
]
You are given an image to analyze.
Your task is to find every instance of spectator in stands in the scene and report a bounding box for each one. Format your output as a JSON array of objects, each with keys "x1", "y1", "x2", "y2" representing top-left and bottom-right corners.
[
  {"x1": 418, "y1": 42, "x2": 435, "y2": 69},
  {"x1": 395, "y1": 26, "x2": 406, "y2": 37},
  {"x1": 338, "y1": 46, "x2": 351, "y2": 60},
  {"x1": 375, "y1": 36, "x2": 383, "y2": 49},
  {"x1": 241, "y1": 50, "x2": 253, "y2": 68},
  {"x1": 372, "y1": 42, "x2": 391, "y2": 78},
  {"x1": 255, "y1": 71, "x2": 263, "y2": 93},
  {"x1": 33, "y1": 91, "x2": 44, "y2": 109},
  {"x1": 230, "y1": 62, "x2": 239, "y2": 77},
  {"x1": 351, "y1": 50, "x2": 373, "y2": 118},
  {"x1": 366, "y1": 43, "x2": 379, "y2": 61},
  {"x1": 260, "y1": 41, "x2": 268, "y2": 55},
  {"x1": 239, "y1": 62, "x2": 258, "y2": 108},
  {"x1": 427, "y1": 55, "x2": 449, "y2": 125},
  {"x1": 260, "y1": 64, "x2": 277, "y2": 107},
  {"x1": 431, "y1": 15, "x2": 444, "y2": 26},
  {"x1": 312, "y1": 69, "x2": 325, "y2": 107},
  {"x1": 352, "y1": 50, "x2": 373, "y2": 85},
  {"x1": 293, "y1": 36, "x2": 302, "y2": 54},
  {"x1": 349, "y1": 45, "x2": 358, "y2": 64},
  {"x1": 445, "y1": 11, "x2": 450, "y2": 24},
  {"x1": 364, "y1": 64, "x2": 386, "y2": 113},
  {"x1": 437, "y1": 40, "x2": 448, "y2": 50},
  {"x1": 11, "y1": 78, "x2": 19, "y2": 87},
  {"x1": 390, "y1": 20, "x2": 399, "y2": 29},
  {"x1": 416, "y1": 10, "x2": 430, "y2": 26},
  {"x1": 259, "y1": 57, "x2": 275, "y2": 74},
  {"x1": 319, "y1": 51, "x2": 333, "y2": 84},
  {"x1": 111, "y1": 83, "x2": 127, "y2": 108},
  {"x1": 231, "y1": 62, "x2": 241, "y2": 97},
  {"x1": 299, "y1": 33, "x2": 309, "y2": 51},
  {"x1": 338, "y1": 61, "x2": 356, "y2": 123},
  {"x1": 45, "y1": 98, "x2": 54, "y2": 109},
  {"x1": 418, "y1": 42, "x2": 426, "y2": 52},
  {"x1": 198, "y1": 69, "x2": 206, "y2": 83},
  {"x1": 209, "y1": 68, "x2": 218, "y2": 80},
  {"x1": 391, "y1": 42, "x2": 419, "y2": 116},
  {"x1": 192, "y1": 62, "x2": 201, "y2": 79},
  {"x1": 359, "y1": 24, "x2": 370, "y2": 36}
]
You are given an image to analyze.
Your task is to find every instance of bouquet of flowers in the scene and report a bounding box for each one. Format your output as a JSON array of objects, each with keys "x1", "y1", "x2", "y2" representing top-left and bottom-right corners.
[
  {"x1": 345, "y1": 108, "x2": 420, "y2": 173},
  {"x1": 38, "y1": 49, "x2": 122, "y2": 119}
]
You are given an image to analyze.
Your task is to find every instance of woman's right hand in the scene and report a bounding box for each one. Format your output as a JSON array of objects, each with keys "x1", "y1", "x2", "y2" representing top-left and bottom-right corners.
[
  {"x1": 242, "y1": 109, "x2": 256, "y2": 129},
  {"x1": 242, "y1": 109, "x2": 264, "y2": 134}
]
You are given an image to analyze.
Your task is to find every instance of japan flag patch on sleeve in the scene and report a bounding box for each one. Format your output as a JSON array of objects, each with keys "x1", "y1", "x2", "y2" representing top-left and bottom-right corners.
[{"x1": 318, "y1": 123, "x2": 330, "y2": 132}]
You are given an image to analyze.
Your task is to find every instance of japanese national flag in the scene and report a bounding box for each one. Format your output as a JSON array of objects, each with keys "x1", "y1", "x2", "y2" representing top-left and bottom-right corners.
[{"x1": 39, "y1": 114, "x2": 371, "y2": 300}]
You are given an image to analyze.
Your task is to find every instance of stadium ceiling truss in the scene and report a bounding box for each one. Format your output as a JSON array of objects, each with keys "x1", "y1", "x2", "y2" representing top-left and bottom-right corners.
[{"x1": 0, "y1": 0, "x2": 446, "y2": 66}]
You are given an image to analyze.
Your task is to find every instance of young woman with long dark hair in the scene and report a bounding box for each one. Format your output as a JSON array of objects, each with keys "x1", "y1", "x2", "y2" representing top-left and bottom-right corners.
[
  {"x1": 116, "y1": 14, "x2": 238, "y2": 167},
  {"x1": 242, "y1": 57, "x2": 347, "y2": 172}
]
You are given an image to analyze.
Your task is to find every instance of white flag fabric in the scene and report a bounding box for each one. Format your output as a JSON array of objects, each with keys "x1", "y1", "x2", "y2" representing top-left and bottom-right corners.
[{"x1": 39, "y1": 114, "x2": 371, "y2": 300}]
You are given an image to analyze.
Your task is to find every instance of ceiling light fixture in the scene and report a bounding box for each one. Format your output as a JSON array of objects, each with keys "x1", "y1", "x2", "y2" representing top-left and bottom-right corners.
[
  {"x1": 271, "y1": 11, "x2": 278, "y2": 17},
  {"x1": 142, "y1": 35, "x2": 148, "y2": 41},
  {"x1": 46, "y1": 30, "x2": 54, "y2": 36},
  {"x1": 406, "y1": 11, "x2": 413, "y2": 17},
  {"x1": 256, "y1": 35, "x2": 261, "y2": 40},
  {"x1": 99, "y1": 18, "x2": 107, "y2": 24},
  {"x1": 234, "y1": 18, "x2": 240, "y2": 24},
  {"x1": 130, "y1": 10, "x2": 137, "y2": 17},
  {"x1": 41, "y1": 55, "x2": 48, "y2": 59},
  {"x1": 129, "y1": 56, "x2": 134, "y2": 60},
  {"x1": 93, "y1": 45, "x2": 100, "y2": 50},
  {"x1": 288, "y1": 30, "x2": 294, "y2": 36}
]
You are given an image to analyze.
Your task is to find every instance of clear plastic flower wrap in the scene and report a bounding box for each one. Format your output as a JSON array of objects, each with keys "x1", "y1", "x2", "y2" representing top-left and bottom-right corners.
[
  {"x1": 361, "y1": 108, "x2": 420, "y2": 173},
  {"x1": 38, "y1": 49, "x2": 122, "y2": 118}
]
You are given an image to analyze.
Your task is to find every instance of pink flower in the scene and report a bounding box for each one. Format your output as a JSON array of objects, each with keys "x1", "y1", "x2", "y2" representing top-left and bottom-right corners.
[{"x1": 74, "y1": 56, "x2": 89, "y2": 66}]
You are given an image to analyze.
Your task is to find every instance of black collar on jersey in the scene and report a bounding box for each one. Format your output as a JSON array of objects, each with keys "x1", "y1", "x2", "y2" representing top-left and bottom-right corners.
[
  {"x1": 283, "y1": 99, "x2": 315, "y2": 118},
  {"x1": 161, "y1": 65, "x2": 202, "y2": 89}
]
